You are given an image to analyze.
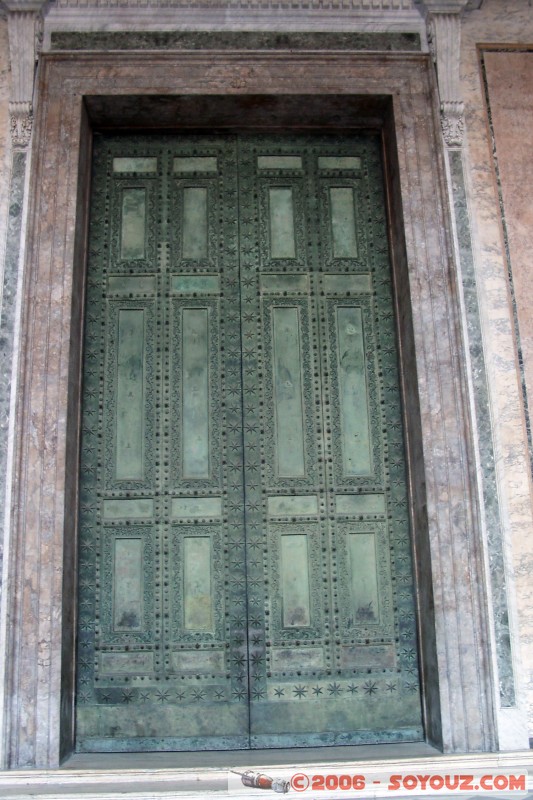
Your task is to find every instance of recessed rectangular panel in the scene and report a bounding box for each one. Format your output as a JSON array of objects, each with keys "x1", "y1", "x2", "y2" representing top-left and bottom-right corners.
[
  {"x1": 171, "y1": 275, "x2": 220, "y2": 294},
  {"x1": 269, "y1": 188, "x2": 296, "y2": 259},
  {"x1": 271, "y1": 647, "x2": 323, "y2": 670},
  {"x1": 116, "y1": 309, "x2": 145, "y2": 480},
  {"x1": 100, "y1": 652, "x2": 154, "y2": 674},
  {"x1": 113, "y1": 157, "x2": 157, "y2": 173},
  {"x1": 182, "y1": 187, "x2": 208, "y2": 260},
  {"x1": 103, "y1": 498, "x2": 154, "y2": 520},
  {"x1": 272, "y1": 307, "x2": 305, "y2": 478},
  {"x1": 182, "y1": 308, "x2": 210, "y2": 479},
  {"x1": 258, "y1": 156, "x2": 302, "y2": 170},
  {"x1": 281, "y1": 534, "x2": 311, "y2": 628},
  {"x1": 113, "y1": 538, "x2": 143, "y2": 631},
  {"x1": 330, "y1": 187, "x2": 358, "y2": 258},
  {"x1": 261, "y1": 274, "x2": 309, "y2": 294},
  {"x1": 173, "y1": 157, "x2": 218, "y2": 173},
  {"x1": 336, "y1": 307, "x2": 372, "y2": 476},
  {"x1": 340, "y1": 644, "x2": 395, "y2": 669},
  {"x1": 108, "y1": 276, "x2": 156, "y2": 296},
  {"x1": 318, "y1": 156, "x2": 361, "y2": 170},
  {"x1": 120, "y1": 188, "x2": 146, "y2": 260},
  {"x1": 172, "y1": 651, "x2": 225, "y2": 672},
  {"x1": 348, "y1": 532, "x2": 379, "y2": 624},
  {"x1": 336, "y1": 494, "x2": 385, "y2": 516},
  {"x1": 183, "y1": 537, "x2": 213, "y2": 632},
  {"x1": 324, "y1": 274, "x2": 371, "y2": 294},
  {"x1": 171, "y1": 496, "x2": 222, "y2": 518},
  {"x1": 268, "y1": 495, "x2": 318, "y2": 517}
]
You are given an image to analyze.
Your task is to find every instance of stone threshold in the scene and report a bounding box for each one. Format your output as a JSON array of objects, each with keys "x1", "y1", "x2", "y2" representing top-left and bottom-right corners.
[{"x1": 0, "y1": 748, "x2": 532, "y2": 799}]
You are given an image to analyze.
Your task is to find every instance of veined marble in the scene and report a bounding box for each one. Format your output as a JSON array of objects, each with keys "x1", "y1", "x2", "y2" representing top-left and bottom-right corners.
[
  {"x1": 460, "y1": 0, "x2": 533, "y2": 741},
  {"x1": 0, "y1": 19, "x2": 10, "y2": 316}
]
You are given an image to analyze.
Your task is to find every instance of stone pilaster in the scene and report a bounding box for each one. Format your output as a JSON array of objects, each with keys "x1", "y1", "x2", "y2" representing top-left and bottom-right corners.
[
  {"x1": 419, "y1": 0, "x2": 520, "y2": 739},
  {"x1": 0, "y1": 0, "x2": 48, "y2": 771},
  {"x1": 420, "y1": 0, "x2": 468, "y2": 147}
]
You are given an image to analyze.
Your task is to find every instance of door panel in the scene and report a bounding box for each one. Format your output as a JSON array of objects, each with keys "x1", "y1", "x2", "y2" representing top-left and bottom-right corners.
[
  {"x1": 78, "y1": 137, "x2": 249, "y2": 751},
  {"x1": 237, "y1": 137, "x2": 421, "y2": 747},
  {"x1": 76, "y1": 133, "x2": 423, "y2": 752}
]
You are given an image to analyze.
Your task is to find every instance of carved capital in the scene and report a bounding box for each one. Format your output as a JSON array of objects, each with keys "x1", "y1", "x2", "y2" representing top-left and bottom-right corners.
[
  {"x1": 10, "y1": 100, "x2": 33, "y2": 148},
  {"x1": 441, "y1": 100, "x2": 464, "y2": 147}
]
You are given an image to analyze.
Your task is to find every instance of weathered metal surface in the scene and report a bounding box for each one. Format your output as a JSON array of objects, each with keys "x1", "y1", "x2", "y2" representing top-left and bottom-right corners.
[
  {"x1": 323, "y1": 272, "x2": 371, "y2": 294},
  {"x1": 267, "y1": 494, "x2": 318, "y2": 517},
  {"x1": 239, "y1": 136, "x2": 421, "y2": 747},
  {"x1": 280, "y1": 533, "x2": 312, "y2": 627},
  {"x1": 183, "y1": 537, "x2": 214, "y2": 632},
  {"x1": 260, "y1": 273, "x2": 309, "y2": 293},
  {"x1": 181, "y1": 308, "x2": 210, "y2": 479},
  {"x1": 113, "y1": 157, "x2": 157, "y2": 173},
  {"x1": 173, "y1": 156, "x2": 218, "y2": 173},
  {"x1": 120, "y1": 188, "x2": 147, "y2": 260},
  {"x1": 171, "y1": 274, "x2": 220, "y2": 294},
  {"x1": 336, "y1": 306, "x2": 372, "y2": 476},
  {"x1": 113, "y1": 538, "x2": 144, "y2": 631},
  {"x1": 77, "y1": 136, "x2": 249, "y2": 752},
  {"x1": 348, "y1": 532, "x2": 380, "y2": 623},
  {"x1": 108, "y1": 275, "x2": 156, "y2": 295},
  {"x1": 103, "y1": 498, "x2": 154, "y2": 520},
  {"x1": 76, "y1": 134, "x2": 423, "y2": 753},
  {"x1": 182, "y1": 187, "x2": 208, "y2": 260},
  {"x1": 330, "y1": 187, "x2": 358, "y2": 258},
  {"x1": 268, "y1": 187, "x2": 296, "y2": 259},
  {"x1": 115, "y1": 308, "x2": 145, "y2": 480},
  {"x1": 272, "y1": 306, "x2": 306, "y2": 478},
  {"x1": 171, "y1": 496, "x2": 222, "y2": 518},
  {"x1": 258, "y1": 155, "x2": 303, "y2": 170},
  {"x1": 336, "y1": 493, "x2": 386, "y2": 515},
  {"x1": 318, "y1": 155, "x2": 361, "y2": 171}
]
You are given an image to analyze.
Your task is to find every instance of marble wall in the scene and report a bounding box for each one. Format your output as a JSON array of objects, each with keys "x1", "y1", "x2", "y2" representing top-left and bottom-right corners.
[
  {"x1": 0, "y1": 16, "x2": 13, "y2": 769},
  {"x1": 0, "y1": 14, "x2": 11, "y2": 611},
  {"x1": 460, "y1": 0, "x2": 533, "y2": 736},
  {"x1": 0, "y1": 17, "x2": 11, "y2": 315}
]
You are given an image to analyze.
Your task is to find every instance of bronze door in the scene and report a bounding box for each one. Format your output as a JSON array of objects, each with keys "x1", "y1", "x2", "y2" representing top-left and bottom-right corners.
[{"x1": 76, "y1": 134, "x2": 423, "y2": 752}]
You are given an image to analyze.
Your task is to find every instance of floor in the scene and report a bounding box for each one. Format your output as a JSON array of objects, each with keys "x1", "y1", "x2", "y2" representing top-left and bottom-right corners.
[{"x1": 1, "y1": 743, "x2": 533, "y2": 800}]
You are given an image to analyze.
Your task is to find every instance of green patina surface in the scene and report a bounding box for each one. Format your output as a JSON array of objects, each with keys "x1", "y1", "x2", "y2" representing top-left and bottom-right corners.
[
  {"x1": 52, "y1": 30, "x2": 421, "y2": 52},
  {"x1": 77, "y1": 133, "x2": 422, "y2": 752}
]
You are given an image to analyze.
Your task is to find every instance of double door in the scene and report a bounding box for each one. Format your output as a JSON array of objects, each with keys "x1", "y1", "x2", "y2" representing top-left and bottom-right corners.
[{"x1": 76, "y1": 133, "x2": 423, "y2": 752}]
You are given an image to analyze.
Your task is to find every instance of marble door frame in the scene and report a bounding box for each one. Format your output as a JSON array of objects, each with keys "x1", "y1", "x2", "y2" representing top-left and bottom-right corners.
[{"x1": 2, "y1": 49, "x2": 497, "y2": 768}]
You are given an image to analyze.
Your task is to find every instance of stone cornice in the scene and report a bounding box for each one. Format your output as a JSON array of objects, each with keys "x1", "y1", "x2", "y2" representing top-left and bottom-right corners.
[
  {"x1": 2, "y1": 0, "x2": 46, "y2": 11},
  {"x1": 419, "y1": 0, "x2": 468, "y2": 11},
  {"x1": 41, "y1": 0, "x2": 427, "y2": 45},
  {"x1": 51, "y1": 0, "x2": 414, "y2": 8}
]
